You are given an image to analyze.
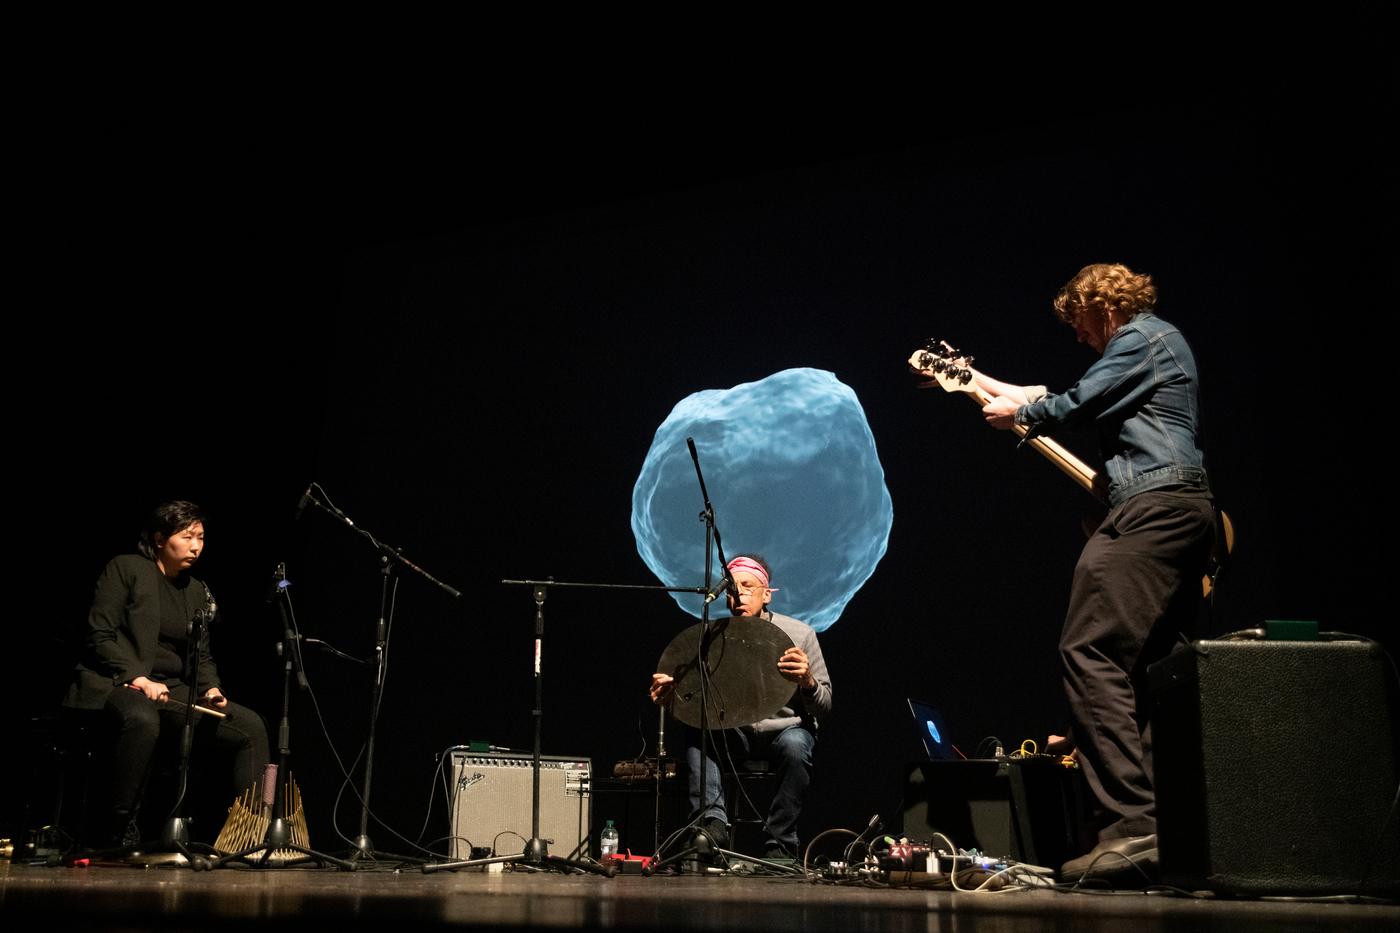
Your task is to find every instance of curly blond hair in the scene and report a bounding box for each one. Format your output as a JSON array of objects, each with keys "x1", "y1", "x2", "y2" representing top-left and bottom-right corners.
[{"x1": 1052, "y1": 263, "x2": 1157, "y2": 326}]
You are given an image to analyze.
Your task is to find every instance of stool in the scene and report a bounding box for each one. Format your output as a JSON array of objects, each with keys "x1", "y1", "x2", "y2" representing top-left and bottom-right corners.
[
  {"x1": 726, "y1": 759, "x2": 777, "y2": 852},
  {"x1": 24, "y1": 709, "x2": 104, "y2": 852}
]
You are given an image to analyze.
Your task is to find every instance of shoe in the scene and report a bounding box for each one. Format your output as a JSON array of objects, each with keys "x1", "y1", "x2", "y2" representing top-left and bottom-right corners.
[
  {"x1": 693, "y1": 818, "x2": 729, "y2": 856},
  {"x1": 761, "y1": 843, "x2": 796, "y2": 865},
  {"x1": 100, "y1": 813, "x2": 142, "y2": 852},
  {"x1": 1060, "y1": 833, "x2": 1157, "y2": 882}
]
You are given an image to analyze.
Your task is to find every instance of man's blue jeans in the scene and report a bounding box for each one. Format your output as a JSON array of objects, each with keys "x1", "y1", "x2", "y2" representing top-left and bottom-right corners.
[{"x1": 686, "y1": 723, "x2": 815, "y2": 853}]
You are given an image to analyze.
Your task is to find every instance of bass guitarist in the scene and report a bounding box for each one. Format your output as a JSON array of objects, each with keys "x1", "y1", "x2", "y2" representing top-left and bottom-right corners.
[{"x1": 968, "y1": 263, "x2": 1216, "y2": 883}]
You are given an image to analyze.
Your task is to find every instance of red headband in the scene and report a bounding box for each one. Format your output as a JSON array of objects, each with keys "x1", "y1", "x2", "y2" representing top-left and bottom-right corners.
[{"x1": 727, "y1": 556, "x2": 775, "y2": 589}]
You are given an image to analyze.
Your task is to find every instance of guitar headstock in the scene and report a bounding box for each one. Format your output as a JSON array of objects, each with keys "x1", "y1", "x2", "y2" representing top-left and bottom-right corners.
[{"x1": 907, "y1": 339, "x2": 975, "y2": 393}]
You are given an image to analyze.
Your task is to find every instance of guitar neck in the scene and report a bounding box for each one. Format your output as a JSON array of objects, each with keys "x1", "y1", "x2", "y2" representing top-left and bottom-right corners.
[
  {"x1": 917, "y1": 344, "x2": 1224, "y2": 598},
  {"x1": 959, "y1": 387, "x2": 1106, "y2": 502},
  {"x1": 964, "y1": 384, "x2": 1224, "y2": 598}
]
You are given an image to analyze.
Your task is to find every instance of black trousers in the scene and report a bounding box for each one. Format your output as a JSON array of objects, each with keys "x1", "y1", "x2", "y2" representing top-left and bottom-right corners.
[
  {"x1": 1060, "y1": 490, "x2": 1215, "y2": 841},
  {"x1": 100, "y1": 681, "x2": 270, "y2": 829}
]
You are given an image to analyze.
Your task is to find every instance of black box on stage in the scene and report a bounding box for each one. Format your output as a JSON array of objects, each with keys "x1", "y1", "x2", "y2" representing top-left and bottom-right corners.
[
  {"x1": 901, "y1": 758, "x2": 1088, "y2": 868},
  {"x1": 1150, "y1": 638, "x2": 1400, "y2": 896},
  {"x1": 449, "y1": 752, "x2": 591, "y2": 858},
  {"x1": 589, "y1": 775, "x2": 689, "y2": 855}
]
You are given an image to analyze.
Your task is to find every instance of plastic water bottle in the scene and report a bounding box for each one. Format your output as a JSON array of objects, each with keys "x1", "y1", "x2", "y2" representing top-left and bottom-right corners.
[{"x1": 600, "y1": 819, "x2": 619, "y2": 858}]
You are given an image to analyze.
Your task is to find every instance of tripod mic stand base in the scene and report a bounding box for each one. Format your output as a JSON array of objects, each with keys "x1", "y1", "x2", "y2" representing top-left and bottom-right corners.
[
  {"x1": 649, "y1": 824, "x2": 804, "y2": 878},
  {"x1": 87, "y1": 818, "x2": 206, "y2": 869},
  {"x1": 211, "y1": 840, "x2": 356, "y2": 872},
  {"x1": 161, "y1": 817, "x2": 192, "y2": 849},
  {"x1": 264, "y1": 818, "x2": 290, "y2": 849},
  {"x1": 423, "y1": 840, "x2": 618, "y2": 878},
  {"x1": 340, "y1": 832, "x2": 428, "y2": 866},
  {"x1": 523, "y1": 838, "x2": 549, "y2": 863},
  {"x1": 655, "y1": 845, "x2": 804, "y2": 877}
]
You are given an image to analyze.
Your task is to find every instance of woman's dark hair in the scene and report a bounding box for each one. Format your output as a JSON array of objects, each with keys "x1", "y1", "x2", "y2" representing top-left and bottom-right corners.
[{"x1": 137, "y1": 500, "x2": 206, "y2": 559}]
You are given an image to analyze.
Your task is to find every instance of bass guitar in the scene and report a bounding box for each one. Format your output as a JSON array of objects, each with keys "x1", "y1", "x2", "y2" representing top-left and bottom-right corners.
[{"x1": 907, "y1": 338, "x2": 1233, "y2": 597}]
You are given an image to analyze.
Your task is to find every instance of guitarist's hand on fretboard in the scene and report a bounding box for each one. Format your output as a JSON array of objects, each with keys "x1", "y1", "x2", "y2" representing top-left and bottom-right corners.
[
  {"x1": 906, "y1": 338, "x2": 1101, "y2": 497},
  {"x1": 981, "y1": 395, "x2": 1020, "y2": 430}
]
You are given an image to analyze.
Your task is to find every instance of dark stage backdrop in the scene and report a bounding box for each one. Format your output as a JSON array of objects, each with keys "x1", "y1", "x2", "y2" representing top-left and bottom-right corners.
[{"x1": 19, "y1": 91, "x2": 1384, "y2": 855}]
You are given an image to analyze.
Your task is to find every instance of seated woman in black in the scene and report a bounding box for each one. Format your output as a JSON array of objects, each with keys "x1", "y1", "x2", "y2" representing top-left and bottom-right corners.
[{"x1": 64, "y1": 500, "x2": 270, "y2": 846}]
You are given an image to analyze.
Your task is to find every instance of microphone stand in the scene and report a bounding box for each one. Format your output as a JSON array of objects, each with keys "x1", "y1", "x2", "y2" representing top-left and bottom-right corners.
[
  {"x1": 297, "y1": 484, "x2": 462, "y2": 865},
  {"x1": 148, "y1": 591, "x2": 214, "y2": 865},
  {"x1": 414, "y1": 445, "x2": 744, "y2": 876},
  {"x1": 422, "y1": 576, "x2": 704, "y2": 876},
  {"x1": 643, "y1": 437, "x2": 803, "y2": 878},
  {"x1": 646, "y1": 436, "x2": 740, "y2": 874},
  {"x1": 425, "y1": 581, "x2": 612, "y2": 876},
  {"x1": 689, "y1": 437, "x2": 728, "y2": 866},
  {"x1": 210, "y1": 564, "x2": 355, "y2": 871}
]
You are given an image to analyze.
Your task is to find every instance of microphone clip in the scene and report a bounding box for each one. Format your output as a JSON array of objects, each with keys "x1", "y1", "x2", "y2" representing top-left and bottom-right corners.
[{"x1": 702, "y1": 573, "x2": 734, "y2": 605}]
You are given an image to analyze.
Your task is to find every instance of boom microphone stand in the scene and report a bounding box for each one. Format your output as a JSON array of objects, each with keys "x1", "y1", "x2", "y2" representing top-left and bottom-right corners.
[
  {"x1": 295, "y1": 484, "x2": 462, "y2": 865},
  {"x1": 686, "y1": 436, "x2": 730, "y2": 861},
  {"x1": 419, "y1": 440, "x2": 753, "y2": 876},
  {"x1": 423, "y1": 574, "x2": 709, "y2": 876},
  {"x1": 646, "y1": 437, "x2": 735, "y2": 874},
  {"x1": 644, "y1": 438, "x2": 804, "y2": 878},
  {"x1": 425, "y1": 580, "x2": 609, "y2": 876}
]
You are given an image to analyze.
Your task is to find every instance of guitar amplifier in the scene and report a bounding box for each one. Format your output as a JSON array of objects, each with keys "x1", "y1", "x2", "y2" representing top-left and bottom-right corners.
[
  {"x1": 1149, "y1": 638, "x2": 1400, "y2": 896},
  {"x1": 449, "y1": 752, "x2": 591, "y2": 858}
]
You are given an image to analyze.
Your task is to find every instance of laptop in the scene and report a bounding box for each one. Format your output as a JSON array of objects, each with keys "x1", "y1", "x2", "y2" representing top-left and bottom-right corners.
[{"x1": 907, "y1": 698, "x2": 963, "y2": 761}]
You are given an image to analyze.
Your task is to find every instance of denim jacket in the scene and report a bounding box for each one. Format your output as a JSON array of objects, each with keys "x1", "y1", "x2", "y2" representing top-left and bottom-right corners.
[{"x1": 1015, "y1": 313, "x2": 1210, "y2": 507}]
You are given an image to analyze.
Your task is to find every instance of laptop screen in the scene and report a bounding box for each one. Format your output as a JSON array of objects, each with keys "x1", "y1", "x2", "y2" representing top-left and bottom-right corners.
[{"x1": 907, "y1": 698, "x2": 959, "y2": 760}]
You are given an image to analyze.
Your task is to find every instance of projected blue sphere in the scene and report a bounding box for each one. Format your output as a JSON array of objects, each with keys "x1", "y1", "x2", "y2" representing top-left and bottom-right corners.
[{"x1": 631, "y1": 368, "x2": 892, "y2": 631}]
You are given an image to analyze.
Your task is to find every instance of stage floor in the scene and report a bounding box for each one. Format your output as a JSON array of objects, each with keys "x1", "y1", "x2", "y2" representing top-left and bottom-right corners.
[{"x1": 3, "y1": 860, "x2": 1397, "y2": 932}]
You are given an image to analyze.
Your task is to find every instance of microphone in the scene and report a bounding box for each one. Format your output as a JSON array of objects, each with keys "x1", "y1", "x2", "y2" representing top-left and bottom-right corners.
[
  {"x1": 189, "y1": 583, "x2": 217, "y2": 636},
  {"x1": 294, "y1": 486, "x2": 314, "y2": 521},
  {"x1": 261, "y1": 763, "x2": 279, "y2": 810},
  {"x1": 702, "y1": 574, "x2": 734, "y2": 605},
  {"x1": 264, "y1": 562, "x2": 287, "y2": 603}
]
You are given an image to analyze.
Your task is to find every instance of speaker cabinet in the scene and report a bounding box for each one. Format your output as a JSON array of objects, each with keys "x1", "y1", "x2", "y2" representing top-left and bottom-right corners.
[
  {"x1": 1150, "y1": 639, "x2": 1399, "y2": 896},
  {"x1": 449, "y1": 753, "x2": 590, "y2": 858}
]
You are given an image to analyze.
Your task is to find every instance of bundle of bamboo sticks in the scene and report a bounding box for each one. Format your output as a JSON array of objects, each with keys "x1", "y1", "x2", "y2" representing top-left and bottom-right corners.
[{"x1": 213, "y1": 766, "x2": 310, "y2": 861}]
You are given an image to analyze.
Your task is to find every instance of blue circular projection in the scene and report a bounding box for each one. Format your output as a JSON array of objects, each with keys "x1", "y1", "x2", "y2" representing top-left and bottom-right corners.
[{"x1": 631, "y1": 368, "x2": 892, "y2": 631}]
